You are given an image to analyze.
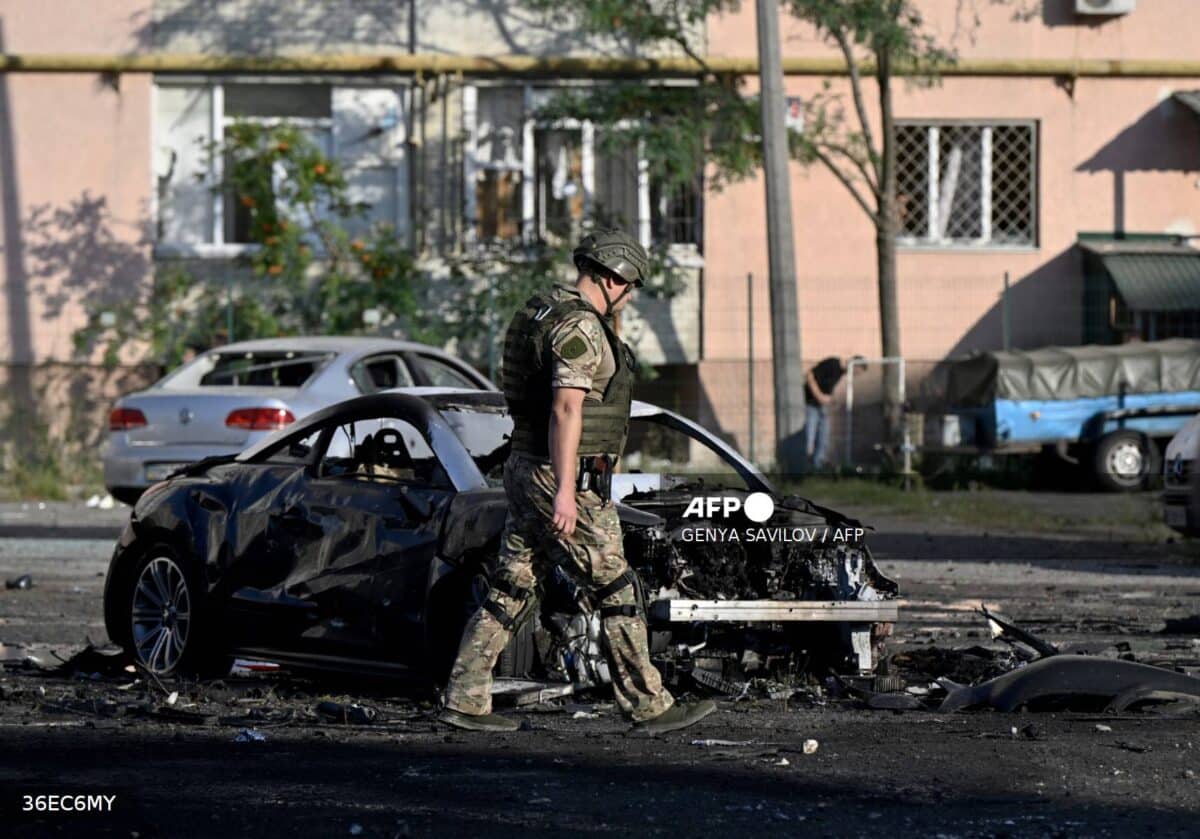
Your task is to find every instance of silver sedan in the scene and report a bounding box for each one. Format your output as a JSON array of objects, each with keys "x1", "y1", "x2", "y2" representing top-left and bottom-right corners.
[{"x1": 101, "y1": 336, "x2": 495, "y2": 503}]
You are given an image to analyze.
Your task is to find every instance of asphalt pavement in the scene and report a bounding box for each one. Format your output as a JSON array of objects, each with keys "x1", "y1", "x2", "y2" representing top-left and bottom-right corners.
[{"x1": 2, "y1": 496, "x2": 1200, "y2": 836}]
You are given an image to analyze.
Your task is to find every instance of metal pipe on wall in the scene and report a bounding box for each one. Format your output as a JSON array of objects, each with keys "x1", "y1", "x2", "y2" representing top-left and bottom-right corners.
[{"x1": 5, "y1": 54, "x2": 1200, "y2": 78}]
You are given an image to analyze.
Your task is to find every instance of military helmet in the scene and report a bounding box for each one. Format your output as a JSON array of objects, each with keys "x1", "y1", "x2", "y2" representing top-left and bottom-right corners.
[{"x1": 573, "y1": 228, "x2": 648, "y2": 287}]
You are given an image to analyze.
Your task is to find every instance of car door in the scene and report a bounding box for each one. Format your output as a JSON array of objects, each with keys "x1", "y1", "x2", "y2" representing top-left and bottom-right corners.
[{"x1": 277, "y1": 416, "x2": 455, "y2": 666}]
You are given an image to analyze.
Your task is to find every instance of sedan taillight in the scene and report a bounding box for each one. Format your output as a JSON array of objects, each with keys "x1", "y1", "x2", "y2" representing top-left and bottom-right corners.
[
  {"x1": 225, "y1": 407, "x2": 296, "y2": 431},
  {"x1": 109, "y1": 407, "x2": 148, "y2": 431}
]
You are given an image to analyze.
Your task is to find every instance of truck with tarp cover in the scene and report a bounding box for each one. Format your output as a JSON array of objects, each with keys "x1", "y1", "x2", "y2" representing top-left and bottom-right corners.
[{"x1": 931, "y1": 339, "x2": 1200, "y2": 490}]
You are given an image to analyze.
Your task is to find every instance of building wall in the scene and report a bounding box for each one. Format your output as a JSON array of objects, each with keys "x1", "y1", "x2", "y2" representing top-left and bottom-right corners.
[
  {"x1": 0, "y1": 1, "x2": 153, "y2": 364},
  {"x1": 150, "y1": 0, "x2": 696, "y2": 58},
  {"x1": 698, "y1": 1, "x2": 1200, "y2": 460}
]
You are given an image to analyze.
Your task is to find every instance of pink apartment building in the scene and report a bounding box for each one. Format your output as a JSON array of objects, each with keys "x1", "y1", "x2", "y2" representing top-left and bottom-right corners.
[
  {"x1": 0, "y1": 1, "x2": 1197, "y2": 468},
  {"x1": 701, "y1": 0, "x2": 1200, "y2": 461}
]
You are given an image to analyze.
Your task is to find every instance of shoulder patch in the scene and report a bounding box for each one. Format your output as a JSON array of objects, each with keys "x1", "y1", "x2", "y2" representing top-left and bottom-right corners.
[{"x1": 560, "y1": 335, "x2": 589, "y2": 360}]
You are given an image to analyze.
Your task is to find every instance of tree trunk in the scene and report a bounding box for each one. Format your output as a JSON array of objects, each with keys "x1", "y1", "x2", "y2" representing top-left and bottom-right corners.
[{"x1": 875, "y1": 46, "x2": 903, "y2": 453}]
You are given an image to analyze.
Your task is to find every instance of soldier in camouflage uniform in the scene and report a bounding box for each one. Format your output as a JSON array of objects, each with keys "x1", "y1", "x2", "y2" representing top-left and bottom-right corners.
[{"x1": 439, "y1": 229, "x2": 716, "y2": 733}]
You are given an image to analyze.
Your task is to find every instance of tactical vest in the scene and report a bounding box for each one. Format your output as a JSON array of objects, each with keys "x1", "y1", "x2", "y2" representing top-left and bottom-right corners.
[{"x1": 503, "y1": 294, "x2": 635, "y2": 458}]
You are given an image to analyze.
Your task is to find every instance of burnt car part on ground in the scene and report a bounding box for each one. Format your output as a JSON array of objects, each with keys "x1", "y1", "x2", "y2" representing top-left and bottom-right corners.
[
  {"x1": 101, "y1": 390, "x2": 897, "y2": 697},
  {"x1": 847, "y1": 607, "x2": 1200, "y2": 715}
]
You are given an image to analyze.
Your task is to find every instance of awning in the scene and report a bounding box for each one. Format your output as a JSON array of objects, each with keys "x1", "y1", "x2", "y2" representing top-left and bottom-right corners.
[{"x1": 1081, "y1": 241, "x2": 1200, "y2": 312}]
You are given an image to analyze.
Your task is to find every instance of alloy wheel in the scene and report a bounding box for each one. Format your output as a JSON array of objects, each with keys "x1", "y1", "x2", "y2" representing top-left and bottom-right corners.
[{"x1": 131, "y1": 556, "x2": 192, "y2": 674}]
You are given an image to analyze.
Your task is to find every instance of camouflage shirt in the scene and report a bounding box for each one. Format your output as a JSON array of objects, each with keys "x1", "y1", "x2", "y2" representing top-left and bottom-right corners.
[{"x1": 545, "y1": 282, "x2": 615, "y2": 401}]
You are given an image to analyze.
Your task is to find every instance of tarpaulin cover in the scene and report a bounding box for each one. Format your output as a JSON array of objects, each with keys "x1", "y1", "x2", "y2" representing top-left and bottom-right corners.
[{"x1": 945, "y1": 339, "x2": 1200, "y2": 407}]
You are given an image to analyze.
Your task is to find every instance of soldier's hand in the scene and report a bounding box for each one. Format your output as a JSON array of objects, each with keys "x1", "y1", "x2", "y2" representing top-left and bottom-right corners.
[{"x1": 552, "y1": 488, "x2": 578, "y2": 538}]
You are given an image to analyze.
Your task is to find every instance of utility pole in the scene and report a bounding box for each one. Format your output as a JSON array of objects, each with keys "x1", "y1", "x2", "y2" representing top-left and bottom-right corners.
[{"x1": 755, "y1": 0, "x2": 806, "y2": 475}]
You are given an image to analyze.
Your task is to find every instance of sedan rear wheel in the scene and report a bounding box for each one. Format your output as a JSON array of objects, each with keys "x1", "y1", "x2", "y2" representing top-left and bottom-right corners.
[{"x1": 131, "y1": 555, "x2": 193, "y2": 674}]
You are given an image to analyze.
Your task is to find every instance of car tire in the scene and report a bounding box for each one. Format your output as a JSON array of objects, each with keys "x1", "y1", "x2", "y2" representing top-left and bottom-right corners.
[
  {"x1": 1093, "y1": 431, "x2": 1159, "y2": 492},
  {"x1": 118, "y1": 543, "x2": 224, "y2": 677}
]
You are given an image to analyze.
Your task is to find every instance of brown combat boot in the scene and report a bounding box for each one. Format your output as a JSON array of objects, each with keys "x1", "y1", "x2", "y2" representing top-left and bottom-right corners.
[
  {"x1": 633, "y1": 699, "x2": 716, "y2": 734},
  {"x1": 438, "y1": 708, "x2": 520, "y2": 732}
]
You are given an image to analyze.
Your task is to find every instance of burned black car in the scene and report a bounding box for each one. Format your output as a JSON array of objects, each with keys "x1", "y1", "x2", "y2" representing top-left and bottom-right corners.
[{"x1": 103, "y1": 389, "x2": 897, "y2": 692}]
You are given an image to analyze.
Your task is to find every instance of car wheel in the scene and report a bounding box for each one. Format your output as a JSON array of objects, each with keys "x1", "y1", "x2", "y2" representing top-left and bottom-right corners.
[
  {"x1": 1093, "y1": 431, "x2": 1159, "y2": 492},
  {"x1": 123, "y1": 545, "x2": 219, "y2": 676}
]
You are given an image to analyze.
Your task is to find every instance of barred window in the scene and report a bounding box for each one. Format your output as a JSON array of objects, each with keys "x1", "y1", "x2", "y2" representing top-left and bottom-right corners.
[{"x1": 895, "y1": 121, "x2": 1037, "y2": 248}]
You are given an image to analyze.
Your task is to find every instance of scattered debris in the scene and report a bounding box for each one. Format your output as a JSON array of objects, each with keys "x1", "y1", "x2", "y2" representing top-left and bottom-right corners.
[
  {"x1": 5, "y1": 574, "x2": 33, "y2": 590},
  {"x1": 316, "y1": 701, "x2": 378, "y2": 725},
  {"x1": 234, "y1": 728, "x2": 268, "y2": 743},
  {"x1": 490, "y1": 678, "x2": 575, "y2": 707},
  {"x1": 571, "y1": 710, "x2": 600, "y2": 720},
  {"x1": 891, "y1": 646, "x2": 1016, "y2": 686},
  {"x1": 51, "y1": 645, "x2": 131, "y2": 679},
  {"x1": 1112, "y1": 741, "x2": 1151, "y2": 754},
  {"x1": 939, "y1": 655, "x2": 1200, "y2": 713},
  {"x1": 803, "y1": 739, "x2": 819, "y2": 755},
  {"x1": 1015, "y1": 723, "x2": 1045, "y2": 740},
  {"x1": 1161, "y1": 616, "x2": 1200, "y2": 635},
  {"x1": 981, "y1": 605, "x2": 1059, "y2": 660},
  {"x1": 692, "y1": 739, "x2": 755, "y2": 747},
  {"x1": 229, "y1": 658, "x2": 282, "y2": 677},
  {"x1": 773, "y1": 757, "x2": 790, "y2": 767},
  {"x1": 865, "y1": 692, "x2": 923, "y2": 711},
  {"x1": 1095, "y1": 724, "x2": 1113, "y2": 733}
]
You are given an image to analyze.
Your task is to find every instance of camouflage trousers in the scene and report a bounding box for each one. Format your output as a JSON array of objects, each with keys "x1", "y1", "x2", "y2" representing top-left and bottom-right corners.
[{"x1": 442, "y1": 453, "x2": 674, "y2": 722}]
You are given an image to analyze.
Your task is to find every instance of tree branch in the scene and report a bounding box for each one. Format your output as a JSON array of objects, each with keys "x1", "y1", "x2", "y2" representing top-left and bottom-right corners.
[
  {"x1": 660, "y1": 0, "x2": 717, "y2": 79},
  {"x1": 831, "y1": 27, "x2": 880, "y2": 182},
  {"x1": 811, "y1": 146, "x2": 877, "y2": 222},
  {"x1": 818, "y1": 140, "x2": 880, "y2": 200}
]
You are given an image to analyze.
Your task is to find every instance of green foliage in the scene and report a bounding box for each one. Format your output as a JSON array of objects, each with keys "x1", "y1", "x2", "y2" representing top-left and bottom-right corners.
[
  {"x1": 74, "y1": 119, "x2": 682, "y2": 378},
  {"x1": 75, "y1": 122, "x2": 420, "y2": 369},
  {"x1": 519, "y1": 0, "x2": 987, "y2": 219},
  {"x1": 410, "y1": 239, "x2": 689, "y2": 378}
]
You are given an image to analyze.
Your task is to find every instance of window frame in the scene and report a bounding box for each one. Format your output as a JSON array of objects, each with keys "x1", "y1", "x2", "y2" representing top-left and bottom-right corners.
[
  {"x1": 462, "y1": 84, "x2": 701, "y2": 253},
  {"x1": 218, "y1": 88, "x2": 335, "y2": 249},
  {"x1": 895, "y1": 118, "x2": 1039, "y2": 252},
  {"x1": 349, "y1": 352, "x2": 416, "y2": 395}
]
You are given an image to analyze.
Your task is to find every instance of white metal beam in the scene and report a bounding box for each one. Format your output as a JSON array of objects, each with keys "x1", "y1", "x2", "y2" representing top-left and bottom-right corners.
[{"x1": 653, "y1": 599, "x2": 898, "y2": 623}]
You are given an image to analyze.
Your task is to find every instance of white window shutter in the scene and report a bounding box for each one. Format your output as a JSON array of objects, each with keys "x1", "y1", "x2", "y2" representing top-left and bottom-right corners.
[
  {"x1": 155, "y1": 85, "x2": 213, "y2": 245},
  {"x1": 332, "y1": 87, "x2": 409, "y2": 239}
]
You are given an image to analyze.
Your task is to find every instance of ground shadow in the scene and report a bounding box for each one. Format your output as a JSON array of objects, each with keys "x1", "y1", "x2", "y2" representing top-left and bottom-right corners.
[
  {"x1": 7, "y1": 725, "x2": 1200, "y2": 836},
  {"x1": 1077, "y1": 98, "x2": 1200, "y2": 235},
  {"x1": 133, "y1": 1, "x2": 626, "y2": 58},
  {"x1": 946, "y1": 247, "x2": 1084, "y2": 359},
  {"x1": 871, "y1": 529, "x2": 1200, "y2": 568}
]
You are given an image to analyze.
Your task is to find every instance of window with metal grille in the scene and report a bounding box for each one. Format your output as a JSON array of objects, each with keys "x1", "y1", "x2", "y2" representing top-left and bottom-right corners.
[{"x1": 895, "y1": 121, "x2": 1037, "y2": 248}]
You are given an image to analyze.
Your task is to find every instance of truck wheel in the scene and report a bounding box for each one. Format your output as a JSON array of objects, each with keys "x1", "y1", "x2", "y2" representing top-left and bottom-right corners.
[{"x1": 1093, "y1": 431, "x2": 1159, "y2": 492}]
